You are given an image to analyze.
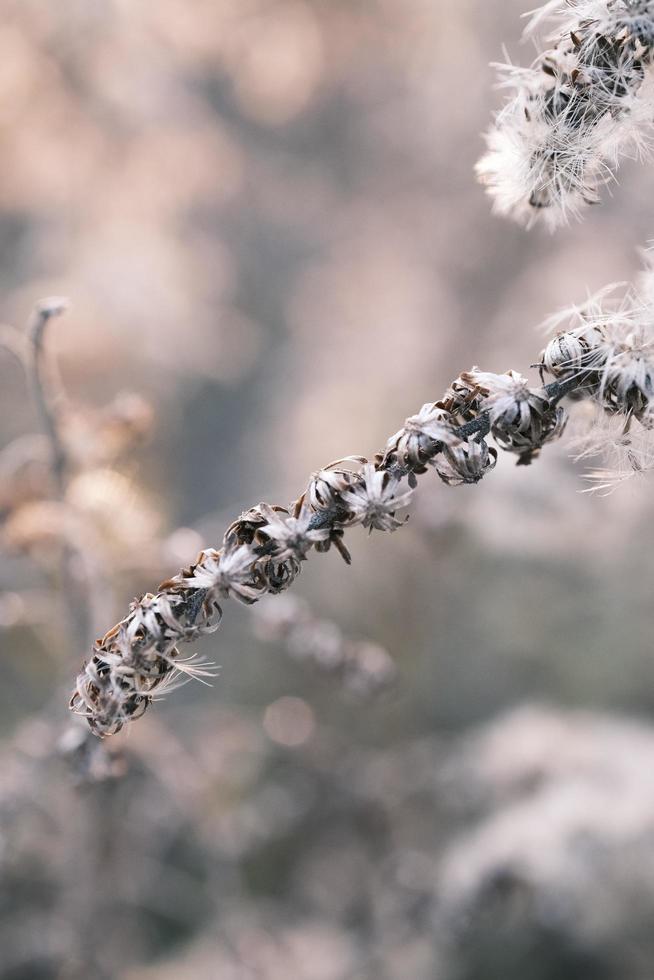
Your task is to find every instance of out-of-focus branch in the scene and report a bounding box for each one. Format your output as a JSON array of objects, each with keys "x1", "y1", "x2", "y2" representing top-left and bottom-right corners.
[
  {"x1": 22, "y1": 297, "x2": 99, "y2": 657},
  {"x1": 27, "y1": 298, "x2": 69, "y2": 494},
  {"x1": 252, "y1": 594, "x2": 398, "y2": 698}
]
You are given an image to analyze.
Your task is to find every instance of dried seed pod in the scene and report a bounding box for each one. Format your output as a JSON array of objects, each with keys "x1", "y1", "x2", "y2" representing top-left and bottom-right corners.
[
  {"x1": 303, "y1": 457, "x2": 368, "y2": 513},
  {"x1": 600, "y1": 359, "x2": 654, "y2": 418},
  {"x1": 384, "y1": 404, "x2": 460, "y2": 472},
  {"x1": 540, "y1": 332, "x2": 591, "y2": 379},
  {"x1": 223, "y1": 503, "x2": 288, "y2": 549},
  {"x1": 465, "y1": 369, "x2": 568, "y2": 463},
  {"x1": 258, "y1": 502, "x2": 328, "y2": 562},
  {"x1": 177, "y1": 544, "x2": 263, "y2": 604},
  {"x1": 494, "y1": 400, "x2": 568, "y2": 464},
  {"x1": 438, "y1": 374, "x2": 485, "y2": 423},
  {"x1": 339, "y1": 463, "x2": 413, "y2": 532},
  {"x1": 434, "y1": 437, "x2": 498, "y2": 486},
  {"x1": 616, "y1": 1, "x2": 654, "y2": 51},
  {"x1": 71, "y1": 589, "x2": 221, "y2": 737},
  {"x1": 255, "y1": 554, "x2": 302, "y2": 594},
  {"x1": 579, "y1": 319, "x2": 654, "y2": 419}
]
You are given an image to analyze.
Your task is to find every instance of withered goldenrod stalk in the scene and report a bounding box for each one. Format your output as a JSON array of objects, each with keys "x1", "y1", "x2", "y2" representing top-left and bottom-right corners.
[{"x1": 71, "y1": 267, "x2": 654, "y2": 736}]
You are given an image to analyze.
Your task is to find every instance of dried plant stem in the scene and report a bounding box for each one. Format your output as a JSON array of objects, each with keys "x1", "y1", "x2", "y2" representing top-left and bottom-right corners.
[
  {"x1": 71, "y1": 351, "x2": 590, "y2": 737},
  {"x1": 26, "y1": 299, "x2": 96, "y2": 656}
]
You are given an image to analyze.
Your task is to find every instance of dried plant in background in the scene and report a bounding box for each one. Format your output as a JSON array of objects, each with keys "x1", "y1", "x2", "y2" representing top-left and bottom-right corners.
[
  {"x1": 1, "y1": 298, "x2": 402, "y2": 753},
  {"x1": 0, "y1": 300, "x2": 158, "y2": 977},
  {"x1": 0, "y1": 299, "x2": 159, "y2": 668},
  {"x1": 477, "y1": 1, "x2": 654, "y2": 228},
  {"x1": 70, "y1": 260, "x2": 654, "y2": 737},
  {"x1": 435, "y1": 704, "x2": 654, "y2": 979},
  {"x1": 7, "y1": 697, "x2": 654, "y2": 980},
  {"x1": 252, "y1": 595, "x2": 397, "y2": 698}
]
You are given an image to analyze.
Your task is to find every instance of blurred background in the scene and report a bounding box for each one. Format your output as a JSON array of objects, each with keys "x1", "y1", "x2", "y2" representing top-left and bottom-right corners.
[{"x1": 2, "y1": 0, "x2": 654, "y2": 977}]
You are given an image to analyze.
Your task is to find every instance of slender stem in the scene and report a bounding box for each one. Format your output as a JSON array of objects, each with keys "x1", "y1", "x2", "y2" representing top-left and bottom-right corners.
[
  {"x1": 26, "y1": 299, "x2": 96, "y2": 655},
  {"x1": 28, "y1": 300, "x2": 69, "y2": 494}
]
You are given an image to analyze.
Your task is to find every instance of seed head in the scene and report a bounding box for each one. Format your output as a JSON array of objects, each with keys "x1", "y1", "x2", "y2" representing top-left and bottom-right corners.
[
  {"x1": 385, "y1": 403, "x2": 461, "y2": 472},
  {"x1": 540, "y1": 332, "x2": 592, "y2": 379},
  {"x1": 258, "y1": 502, "x2": 329, "y2": 561},
  {"x1": 478, "y1": 0, "x2": 654, "y2": 227},
  {"x1": 339, "y1": 463, "x2": 413, "y2": 532},
  {"x1": 464, "y1": 369, "x2": 568, "y2": 463},
  {"x1": 434, "y1": 437, "x2": 498, "y2": 486}
]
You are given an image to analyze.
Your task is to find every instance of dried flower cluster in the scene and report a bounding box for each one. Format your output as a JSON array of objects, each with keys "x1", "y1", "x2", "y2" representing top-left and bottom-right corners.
[
  {"x1": 543, "y1": 274, "x2": 654, "y2": 486},
  {"x1": 462, "y1": 368, "x2": 567, "y2": 464},
  {"x1": 71, "y1": 266, "x2": 654, "y2": 737},
  {"x1": 477, "y1": 0, "x2": 654, "y2": 228}
]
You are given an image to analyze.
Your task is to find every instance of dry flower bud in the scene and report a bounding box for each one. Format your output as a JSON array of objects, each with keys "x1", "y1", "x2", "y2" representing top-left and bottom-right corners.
[
  {"x1": 223, "y1": 503, "x2": 287, "y2": 549},
  {"x1": 434, "y1": 437, "x2": 498, "y2": 486},
  {"x1": 464, "y1": 369, "x2": 567, "y2": 463},
  {"x1": 303, "y1": 457, "x2": 368, "y2": 513},
  {"x1": 339, "y1": 463, "x2": 413, "y2": 532},
  {"x1": 180, "y1": 544, "x2": 262, "y2": 604},
  {"x1": 438, "y1": 374, "x2": 485, "y2": 422},
  {"x1": 385, "y1": 404, "x2": 461, "y2": 472},
  {"x1": 540, "y1": 331, "x2": 591, "y2": 379},
  {"x1": 595, "y1": 334, "x2": 654, "y2": 418}
]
